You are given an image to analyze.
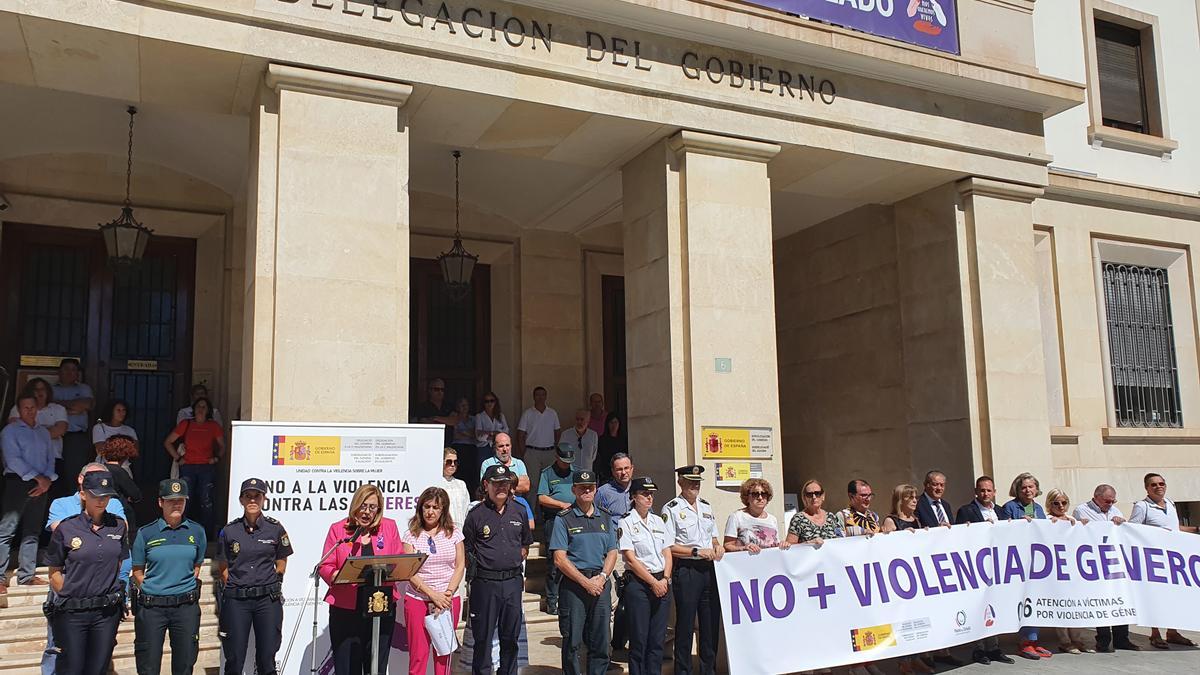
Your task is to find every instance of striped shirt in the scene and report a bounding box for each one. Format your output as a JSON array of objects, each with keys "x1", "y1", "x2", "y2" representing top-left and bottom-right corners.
[{"x1": 401, "y1": 528, "x2": 463, "y2": 601}]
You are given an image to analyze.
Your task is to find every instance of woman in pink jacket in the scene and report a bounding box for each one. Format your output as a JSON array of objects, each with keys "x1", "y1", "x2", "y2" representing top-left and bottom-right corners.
[{"x1": 319, "y1": 484, "x2": 404, "y2": 675}]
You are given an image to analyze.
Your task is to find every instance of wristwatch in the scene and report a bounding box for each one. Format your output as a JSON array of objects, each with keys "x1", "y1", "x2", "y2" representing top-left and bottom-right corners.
[{"x1": 691, "y1": 546, "x2": 699, "y2": 558}]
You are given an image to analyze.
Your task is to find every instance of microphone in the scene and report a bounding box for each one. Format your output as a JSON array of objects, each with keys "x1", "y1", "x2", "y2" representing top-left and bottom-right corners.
[{"x1": 342, "y1": 526, "x2": 363, "y2": 543}]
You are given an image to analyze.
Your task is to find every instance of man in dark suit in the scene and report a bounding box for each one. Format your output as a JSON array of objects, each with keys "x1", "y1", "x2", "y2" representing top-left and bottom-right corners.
[
  {"x1": 916, "y1": 470, "x2": 954, "y2": 528},
  {"x1": 955, "y1": 476, "x2": 1015, "y2": 665}
]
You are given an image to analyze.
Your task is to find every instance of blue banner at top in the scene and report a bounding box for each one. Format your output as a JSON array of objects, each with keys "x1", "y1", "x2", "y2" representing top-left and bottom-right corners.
[{"x1": 743, "y1": 0, "x2": 960, "y2": 55}]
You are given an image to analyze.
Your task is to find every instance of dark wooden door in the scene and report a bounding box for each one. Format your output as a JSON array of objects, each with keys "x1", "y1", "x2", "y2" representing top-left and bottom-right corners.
[
  {"x1": 602, "y1": 274, "x2": 627, "y2": 419},
  {"x1": 0, "y1": 223, "x2": 195, "y2": 523},
  {"x1": 409, "y1": 258, "x2": 491, "y2": 416}
]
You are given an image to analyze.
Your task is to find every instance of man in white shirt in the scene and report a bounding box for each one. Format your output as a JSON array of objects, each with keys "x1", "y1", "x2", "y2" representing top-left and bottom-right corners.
[
  {"x1": 1073, "y1": 484, "x2": 1137, "y2": 652},
  {"x1": 559, "y1": 409, "x2": 599, "y2": 476},
  {"x1": 1130, "y1": 472, "x2": 1198, "y2": 648},
  {"x1": 517, "y1": 386, "x2": 560, "y2": 501}
]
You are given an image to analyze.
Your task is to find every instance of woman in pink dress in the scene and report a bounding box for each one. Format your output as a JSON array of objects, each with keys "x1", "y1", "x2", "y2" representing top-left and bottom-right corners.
[
  {"x1": 319, "y1": 484, "x2": 405, "y2": 675},
  {"x1": 401, "y1": 486, "x2": 466, "y2": 675}
]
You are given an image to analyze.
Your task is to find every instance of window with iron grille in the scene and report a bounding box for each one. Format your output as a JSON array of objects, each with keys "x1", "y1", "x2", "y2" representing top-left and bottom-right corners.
[{"x1": 1101, "y1": 262, "x2": 1182, "y2": 427}]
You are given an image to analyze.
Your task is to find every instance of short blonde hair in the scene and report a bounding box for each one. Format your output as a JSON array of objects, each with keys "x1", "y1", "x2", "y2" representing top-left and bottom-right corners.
[
  {"x1": 890, "y1": 484, "x2": 919, "y2": 517},
  {"x1": 1009, "y1": 472, "x2": 1042, "y2": 500},
  {"x1": 345, "y1": 484, "x2": 384, "y2": 534},
  {"x1": 1044, "y1": 488, "x2": 1070, "y2": 511},
  {"x1": 739, "y1": 478, "x2": 773, "y2": 506},
  {"x1": 443, "y1": 447, "x2": 457, "y2": 460}
]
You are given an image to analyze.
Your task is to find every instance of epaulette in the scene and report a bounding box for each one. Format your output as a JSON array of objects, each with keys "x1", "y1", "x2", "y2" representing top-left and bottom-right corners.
[
  {"x1": 596, "y1": 505, "x2": 612, "y2": 515},
  {"x1": 699, "y1": 497, "x2": 710, "y2": 505},
  {"x1": 264, "y1": 515, "x2": 280, "y2": 524},
  {"x1": 558, "y1": 507, "x2": 572, "y2": 516},
  {"x1": 665, "y1": 499, "x2": 679, "y2": 509}
]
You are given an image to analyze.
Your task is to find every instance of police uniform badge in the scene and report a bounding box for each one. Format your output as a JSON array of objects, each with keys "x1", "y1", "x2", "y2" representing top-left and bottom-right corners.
[
  {"x1": 171, "y1": 481, "x2": 182, "y2": 494},
  {"x1": 601, "y1": 523, "x2": 606, "y2": 531},
  {"x1": 482, "y1": 525, "x2": 491, "y2": 538},
  {"x1": 281, "y1": 533, "x2": 290, "y2": 547},
  {"x1": 70, "y1": 537, "x2": 82, "y2": 550},
  {"x1": 231, "y1": 541, "x2": 241, "y2": 556},
  {"x1": 101, "y1": 478, "x2": 109, "y2": 487},
  {"x1": 188, "y1": 535, "x2": 196, "y2": 544}
]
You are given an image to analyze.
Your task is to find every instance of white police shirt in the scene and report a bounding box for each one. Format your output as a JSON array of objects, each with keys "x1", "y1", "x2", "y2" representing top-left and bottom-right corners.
[
  {"x1": 662, "y1": 496, "x2": 717, "y2": 558},
  {"x1": 618, "y1": 510, "x2": 671, "y2": 574}
]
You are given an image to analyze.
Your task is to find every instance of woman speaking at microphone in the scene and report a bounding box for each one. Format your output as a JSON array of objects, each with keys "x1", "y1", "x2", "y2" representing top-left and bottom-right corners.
[{"x1": 319, "y1": 484, "x2": 405, "y2": 675}]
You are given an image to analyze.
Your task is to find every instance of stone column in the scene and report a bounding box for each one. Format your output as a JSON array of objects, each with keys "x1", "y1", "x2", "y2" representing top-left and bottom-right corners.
[
  {"x1": 622, "y1": 130, "x2": 783, "y2": 521},
  {"x1": 957, "y1": 177, "x2": 1054, "y2": 486},
  {"x1": 244, "y1": 64, "x2": 412, "y2": 422}
]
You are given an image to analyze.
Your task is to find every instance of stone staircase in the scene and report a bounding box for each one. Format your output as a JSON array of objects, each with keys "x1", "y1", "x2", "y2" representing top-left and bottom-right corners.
[{"x1": 0, "y1": 562, "x2": 222, "y2": 674}]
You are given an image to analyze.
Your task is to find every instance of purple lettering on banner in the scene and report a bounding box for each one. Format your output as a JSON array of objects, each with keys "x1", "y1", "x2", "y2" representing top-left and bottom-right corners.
[
  {"x1": 950, "y1": 550, "x2": 978, "y2": 590},
  {"x1": 765, "y1": 575, "x2": 796, "y2": 618},
  {"x1": 1029, "y1": 544, "x2": 1053, "y2": 580},
  {"x1": 931, "y1": 553, "x2": 958, "y2": 593},
  {"x1": 1002, "y1": 545, "x2": 1026, "y2": 584},
  {"x1": 1098, "y1": 540, "x2": 1124, "y2": 580},
  {"x1": 913, "y1": 556, "x2": 941, "y2": 596},
  {"x1": 846, "y1": 564, "x2": 875, "y2": 606},
  {"x1": 729, "y1": 579, "x2": 761, "y2": 625},
  {"x1": 740, "y1": 0, "x2": 959, "y2": 55},
  {"x1": 1166, "y1": 550, "x2": 1191, "y2": 587},
  {"x1": 1189, "y1": 554, "x2": 1200, "y2": 587},
  {"x1": 1144, "y1": 547, "x2": 1168, "y2": 584},
  {"x1": 888, "y1": 559, "x2": 919, "y2": 600},
  {"x1": 1121, "y1": 544, "x2": 1143, "y2": 581},
  {"x1": 1077, "y1": 544, "x2": 1099, "y2": 581},
  {"x1": 1053, "y1": 544, "x2": 1070, "y2": 581},
  {"x1": 975, "y1": 546, "x2": 994, "y2": 586}
]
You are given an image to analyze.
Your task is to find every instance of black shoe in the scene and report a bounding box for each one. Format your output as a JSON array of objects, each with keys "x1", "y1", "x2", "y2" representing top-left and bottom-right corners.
[
  {"x1": 972, "y1": 650, "x2": 991, "y2": 665},
  {"x1": 934, "y1": 653, "x2": 964, "y2": 667},
  {"x1": 1098, "y1": 643, "x2": 1114, "y2": 653},
  {"x1": 545, "y1": 603, "x2": 558, "y2": 616},
  {"x1": 1115, "y1": 642, "x2": 1142, "y2": 651},
  {"x1": 987, "y1": 650, "x2": 1015, "y2": 664}
]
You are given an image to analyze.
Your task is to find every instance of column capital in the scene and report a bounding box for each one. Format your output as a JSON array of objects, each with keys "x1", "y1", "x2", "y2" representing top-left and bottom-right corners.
[
  {"x1": 667, "y1": 130, "x2": 781, "y2": 163},
  {"x1": 956, "y1": 176, "x2": 1044, "y2": 203},
  {"x1": 266, "y1": 63, "x2": 413, "y2": 108}
]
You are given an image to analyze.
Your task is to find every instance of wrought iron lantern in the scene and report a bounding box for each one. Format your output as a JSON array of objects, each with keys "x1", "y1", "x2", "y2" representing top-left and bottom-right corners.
[
  {"x1": 436, "y1": 150, "x2": 478, "y2": 302},
  {"x1": 98, "y1": 106, "x2": 153, "y2": 267}
]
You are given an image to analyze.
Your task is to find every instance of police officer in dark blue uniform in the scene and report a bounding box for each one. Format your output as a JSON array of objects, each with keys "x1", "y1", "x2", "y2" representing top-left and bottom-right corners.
[
  {"x1": 132, "y1": 478, "x2": 207, "y2": 675},
  {"x1": 463, "y1": 464, "x2": 532, "y2": 675},
  {"x1": 44, "y1": 470, "x2": 127, "y2": 675},
  {"x1": 217, "y1": 478, "x2": 293, "y2": 675},
  {"x1": 549, "y1": 469, "x2": 618, "y2": 675}
]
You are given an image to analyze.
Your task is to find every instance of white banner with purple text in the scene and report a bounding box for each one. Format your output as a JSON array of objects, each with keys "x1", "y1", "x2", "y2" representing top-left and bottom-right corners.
[{"x1": 716, "y1": 518, "x2": 1200, "y2": 675}]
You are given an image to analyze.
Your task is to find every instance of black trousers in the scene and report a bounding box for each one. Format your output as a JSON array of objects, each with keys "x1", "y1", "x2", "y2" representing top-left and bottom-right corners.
[
  {"x1": 134, "y1": 601, "x2": 201, "y2": 675},
  {"x1": 542, "y1": 514, "x2": 563, "y2": 609},
  {"x1": 559, "y1": 576, "x2": 612, "y2": 675},
  {"x1": 1097, "y1": 624, "x2": 1131, "y2": 648},
  {"x1": 60, "y1": 433, "x2": 92, "y2": 499},
  {"x1": 610, "y1": 572, "x2": 628, "y2": 649},
  {"x1": 328, "y1": 605, "x2": 394, "y2": 675},
  {"x1": 469, "y1": 576, "x2": 523, "y2": 675},
  {"x1": 51, "y1": 604, "x2": 122, "y2": 675},
  {"x1": 220, "y1": 595, "x2": 283, "y2": 675},
  {"x1": 672, "y1": 560, "x2": 721, "y2": 675},
  {"x1": 624, "y1": 575, "x2": 671, "y2": 675}
]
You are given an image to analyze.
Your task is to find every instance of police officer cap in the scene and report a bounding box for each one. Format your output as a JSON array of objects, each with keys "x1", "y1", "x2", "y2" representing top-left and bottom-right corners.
[
  {"x1": 629, "y1": 476, "x2": 658, "y2": 493},
  {"x1": 82, "y1": 470, "x2": 119, "y2": 498},
  {"x1": 482, "y1": 464, "x2": 516, "y2": 483},
  {"x1": 675, "y1": 465, "x2": 705, "y2": 481},
  {"x1": 240, "y1": 477, "x2": 268, "y2": 495},
  {"x1": 159, "y1": 478, "x2": 189, "y2": 499},
  {"x1": 573, "y1": 470, "x2": 597, "y2": 485},
  {"x1": 555, "y1": 442, "x2": 576, "y2": 461}
]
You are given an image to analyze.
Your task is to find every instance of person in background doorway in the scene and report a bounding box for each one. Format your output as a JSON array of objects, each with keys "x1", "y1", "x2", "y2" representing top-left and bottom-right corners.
[
  {"x1": 7, "y1": 378, "x2": 67, "y2": 493},
  {"x1": 560, "y1": 409, "x2": 598, "y2": 476},
  {"x1": 516, "y1": 386, "x2": 561, "y2": 504},
  {"x1": 0, "y1": 394, "x2": 57, "y2": 593},
  {"x1": 414, "y1": 378, "x2": 458, "y2": 447},
  {"x1": 162, "y1": 397, "x2": 224, "y2": 537},
  {"x1": 93, "y1": 398, "x2": 138, "y2": 471},
  {"x1": 176, "y1": 383, "x2": 224, "y2": 427},
  {"x1": 1130, "y1": 472, "x2": 1198, "y2": 649},
  {"x1": 53, "y1": 359, "x2": 94, "y2": 494},
  {"x1": 595, "y1": 413, "x2": 627, "y2": 483},
  {"x1": 471, "y1": 391, "x2": 509, "y2": 494},
  {"x1": 586, "y1": 393, "x2": 607, "y2": 436}
]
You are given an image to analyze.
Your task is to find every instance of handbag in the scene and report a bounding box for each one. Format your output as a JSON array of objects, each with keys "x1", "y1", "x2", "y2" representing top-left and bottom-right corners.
[{"x1": 424, "y1": 606, "x2": 459, "y2": 656}]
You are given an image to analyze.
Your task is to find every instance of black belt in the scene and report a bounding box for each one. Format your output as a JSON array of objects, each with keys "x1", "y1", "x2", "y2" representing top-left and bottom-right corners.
[
  {"x1": 225, "y1": 582, "x2": 281, "y2": 599},
  {"x1": 676, "y1": 557, "x2": 713, "y2": 568},
  {"x1": 49, "y1": 591, "x2": 124, "y2": 613},
  {"x1": 578, "y1": 568, "x2": 604, "y2": 577},
  {"x1": 139, "y1": 589, "x2": 200, "y2": 607},
  {"x1": 474, "y1": 567, "x2": 522, "y2": 581},
  {"x1": 526, "y1": 445, "x2": 553, "y2": 451}
]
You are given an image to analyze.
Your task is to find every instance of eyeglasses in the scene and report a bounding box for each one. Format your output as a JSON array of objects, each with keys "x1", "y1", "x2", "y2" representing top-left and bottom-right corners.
[
  {"x1": 1149, "y1": 482, "x2": 1166, "y2": 488},
  {"x1": 357, "y1": 503, "x2": 380, "y2": 513},
  {"x1": 858, "y1": 493, "x2": 875, "y2": 499},
  {"x1": 444, "y1": 459, "x2": 458, "y2": 466},
  {"x1": 804, "y1": 490, "x2": 824, "y2": 498},
  {"x1": 427, "y1": 536, "x2": 437, "y2": 555},
  {"x1": 484, "y1": 398, "x2": 497, "y2": 403},
  {"x1": 748, "y1": 491, "x2": 769, "y2": 499},
  {"x1": 1050, "y1": 500, "x2": 1068, "y2": 507}
]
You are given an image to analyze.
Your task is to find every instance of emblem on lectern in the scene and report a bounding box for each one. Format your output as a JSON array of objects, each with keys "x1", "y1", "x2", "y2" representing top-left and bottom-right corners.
[{"x1": 369, "y1": 591, "x2": 388, "y2": 614}]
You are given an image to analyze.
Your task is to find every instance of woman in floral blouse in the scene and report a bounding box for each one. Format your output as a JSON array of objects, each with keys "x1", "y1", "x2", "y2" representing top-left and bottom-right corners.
[{"x1": 785, "y1": 479, "x2": 842, "y2": 546}]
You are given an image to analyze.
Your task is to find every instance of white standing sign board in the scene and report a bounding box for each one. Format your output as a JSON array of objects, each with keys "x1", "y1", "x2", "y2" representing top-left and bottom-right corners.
[{"x1": 225, "y1": 422, "x2": 444, "y2": 674}]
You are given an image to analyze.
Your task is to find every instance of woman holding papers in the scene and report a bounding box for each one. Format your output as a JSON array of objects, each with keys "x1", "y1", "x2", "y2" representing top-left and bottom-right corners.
[
  {"x1": 400, "y1": 486, "x2": 466, "y2": 675},
  {"x1": 319, "y1": 484, "x2": 405, "y2": 675}
]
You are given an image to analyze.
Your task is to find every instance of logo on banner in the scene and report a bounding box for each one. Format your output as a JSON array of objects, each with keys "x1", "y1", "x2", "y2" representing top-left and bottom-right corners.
[
  {"x1": 983, "y1": 604, "x2": 996, "y2": 627},
  {"x1": 953, "y1": 610, "x2": 972, "y2": 636},
  {"x1": 908, "y1": 0, "x2": 949, "y2": 37},
  {"x1": 850, "y1": 624, "x2": 896, "y2": 653},
  {"x1": 271, "y1": 435, "x2": 341, "y2": 465}
]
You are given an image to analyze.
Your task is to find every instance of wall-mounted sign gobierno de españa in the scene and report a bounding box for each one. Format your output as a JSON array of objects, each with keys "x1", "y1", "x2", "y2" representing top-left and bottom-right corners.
[{"x1": 743, "y1": 0, "x2": 960, "y2": 55}]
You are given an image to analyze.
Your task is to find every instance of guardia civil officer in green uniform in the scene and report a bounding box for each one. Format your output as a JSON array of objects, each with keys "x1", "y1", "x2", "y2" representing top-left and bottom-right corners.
[
  {"x1": 132, "y1": 478, "x2": 207, "y2": 675},
  {"x1": 662, "y1": 465, "x2": 722, "y2": 675},
  {"x1": 45, "y1": 470, "x2": 128, "y2": 675},
  {"x1": 217, "y1": 478, "x2": 293, "y2": 675},
  {"x1": 549, "y1": 469, "x2": 618, "y2": 675}
]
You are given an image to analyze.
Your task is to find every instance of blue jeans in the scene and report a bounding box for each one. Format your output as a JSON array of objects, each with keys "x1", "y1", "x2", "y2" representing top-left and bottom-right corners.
[
  {"x1": 0, "y1": 474, "x2": 49, "y2": 584},
  {"x1": 178, "y1": 464, "x2": 215, "y2": 534}
]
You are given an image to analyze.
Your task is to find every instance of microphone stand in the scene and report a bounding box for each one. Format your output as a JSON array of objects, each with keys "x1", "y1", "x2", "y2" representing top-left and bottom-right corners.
[{"x1": 281, "y1": 527, "x2": 361, "y2": 674}]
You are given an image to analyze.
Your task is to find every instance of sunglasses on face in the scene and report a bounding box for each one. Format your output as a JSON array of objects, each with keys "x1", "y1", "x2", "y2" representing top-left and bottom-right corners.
[
  {"x1": 804, "y1": 490, "x2": 824, "y2": 498},
  {"x1": 748, "y1": 491, "x2": 769, "y2": 499},
  {"x1": 1051, "y1": 501, "x2": 1068, "y2": 507},
  {"x1": 445, "y1": 459, "x2": 458, "y2": 466},
  {"x1": 1149, "y1": 482, "x2": 1166, "y2": 488}
]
